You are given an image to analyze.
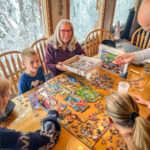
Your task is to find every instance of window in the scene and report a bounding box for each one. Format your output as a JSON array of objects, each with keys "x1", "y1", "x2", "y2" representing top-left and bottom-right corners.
[
  {"x1": 70, "y1": 0, "x2": 100, "y2": 44},
  {"x1": 113, "y1": 0, "x2": 135, "y2": 27},
  {"x1": 0, "y1": 0, "x2": 45, "y2": 54}
]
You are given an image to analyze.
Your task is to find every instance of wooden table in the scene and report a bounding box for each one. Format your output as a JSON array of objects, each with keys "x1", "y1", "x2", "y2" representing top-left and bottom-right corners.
[{"x1": 1, "y1": 64, "x2": 150, "y2": 150}]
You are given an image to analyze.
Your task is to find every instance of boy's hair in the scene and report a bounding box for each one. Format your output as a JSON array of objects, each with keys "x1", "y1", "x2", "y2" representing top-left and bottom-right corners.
[
  {"x1": 0, "y1": 76, "x2": 10, "y2": 114},
  {"x1": 21, "y1": 48, "x2": 37, "y2": 61}
]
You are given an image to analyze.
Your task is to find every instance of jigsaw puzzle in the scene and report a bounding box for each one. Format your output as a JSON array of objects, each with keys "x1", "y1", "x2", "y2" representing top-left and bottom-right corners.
[
  {"x1": 64, "y1": 94, "x2": 90, "y2": 112},
  {"x1": 75, "y1": 85, "x2": 103, "y2": 103},
  {"x1": 98, "y1": 44, "x2": 128, "y2": 78},
  {"x1": 37, "y1": 74, "x2": 109, "y2": 149}
]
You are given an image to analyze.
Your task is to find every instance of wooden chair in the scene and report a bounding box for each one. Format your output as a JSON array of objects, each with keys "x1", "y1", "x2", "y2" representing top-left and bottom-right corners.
[
  {"x1": 0, "y1": 51, "x2": 23, "y2": 95},
  {"x1": 31, "y1": 37, "x2": 48, "y2": 74},
  {"x1": 131, "y1": 27, "x2": 150, "y2": 49},
  {"x1": 84, "y1": 29, "x2": 114, "y2": 57}
]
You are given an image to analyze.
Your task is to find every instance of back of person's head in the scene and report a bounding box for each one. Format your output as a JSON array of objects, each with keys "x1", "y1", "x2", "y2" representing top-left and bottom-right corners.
[
  {"x1": 21, "y1": 48, "x2": 37, "y2": 62},
  {"x1": 0, "y1": 76, "x2": 10, "y2": 114},
  {"x1": 48, "y1": 19, "x2": 77, "y2": 51},
  {"x1": 138, "y1": 0, "x2": 150, "y2": 30},
  {"x1": 106, "y1": 92, "x2": 150, "y2": 150}
]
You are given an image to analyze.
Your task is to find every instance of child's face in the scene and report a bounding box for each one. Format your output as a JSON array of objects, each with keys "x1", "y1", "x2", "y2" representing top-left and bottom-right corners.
[{"x1": 23, "y1": 54, "x2": 40, "y2": 74}]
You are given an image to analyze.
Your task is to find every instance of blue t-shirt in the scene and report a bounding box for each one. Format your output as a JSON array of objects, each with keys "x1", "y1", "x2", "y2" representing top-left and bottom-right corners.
[{"x1": 19, "y1": 66, "x2": 45, "y2": 95}]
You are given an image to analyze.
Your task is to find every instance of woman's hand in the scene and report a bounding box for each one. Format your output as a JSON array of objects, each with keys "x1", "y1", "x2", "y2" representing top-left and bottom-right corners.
[
  {"x1": 56, "y1": 62, "x2": 67, "y2": 71},
  {"x1": 113, "y1": 53, "x2": 135, "y2": 65},
  {"x1": 132, "y1": 95, "x2": 149, "y2": 106}
]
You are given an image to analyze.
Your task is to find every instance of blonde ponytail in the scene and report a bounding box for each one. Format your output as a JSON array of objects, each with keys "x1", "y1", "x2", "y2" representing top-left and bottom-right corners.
[
  {"x1": 106, "y1": 92, "x2": 150, "y2": 150},
  {"x1": 133, "y1": 117, "x2": 150, "y2": 150}
]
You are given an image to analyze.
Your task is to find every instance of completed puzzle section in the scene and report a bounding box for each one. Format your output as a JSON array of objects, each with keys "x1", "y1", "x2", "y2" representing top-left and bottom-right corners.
[
  {"x1": 37, "y1": 74, "x2": 110, "y2": 148},
  {"x1": 98, "y1": 44, "x2": 128, "y2": 78}
]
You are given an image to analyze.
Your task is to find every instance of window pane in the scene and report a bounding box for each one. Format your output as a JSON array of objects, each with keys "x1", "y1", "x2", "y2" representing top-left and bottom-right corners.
[
  {"x1": 70, "y1": 0, "x2": 100, "y2": 44},
  {"x1": 0, "y1": 0, "x2": 45, "y2": 53},
  {"x1": 113, "y1": 0, "x2": 135, "y2": 26}
]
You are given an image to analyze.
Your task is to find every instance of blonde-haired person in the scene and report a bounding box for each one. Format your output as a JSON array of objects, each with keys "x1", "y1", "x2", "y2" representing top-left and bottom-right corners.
[
  {"x1": 0, "y1": 76, "x2": 61, "y2": 149},
  {"x1": 45, "y1": 19, "x2": 86, "y2": 77},
  {"x1": 106, "y1": 92, "x2": 150, "y2": 150},
  {"x1": 19, "y1": 48, "x2": 45, "y2": 94}
]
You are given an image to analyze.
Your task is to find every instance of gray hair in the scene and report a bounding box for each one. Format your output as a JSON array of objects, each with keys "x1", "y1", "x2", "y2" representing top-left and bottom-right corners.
[{"x1": 47, "y1": 19, "x2": 77, "y2": 51}]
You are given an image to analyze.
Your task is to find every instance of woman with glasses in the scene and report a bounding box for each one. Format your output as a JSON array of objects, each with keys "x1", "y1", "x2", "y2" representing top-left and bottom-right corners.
[
  {"x1": 45, "y1": 19, "x2": 86, "y2": 77},
  {"x1": 105, "y1": 92, "x2": 150, "y2": 150}
]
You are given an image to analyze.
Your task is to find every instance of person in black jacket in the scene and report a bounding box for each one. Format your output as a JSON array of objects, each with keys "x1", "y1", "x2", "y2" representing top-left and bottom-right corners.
[{"x1": 0, "y1": 76, "x2": 61, "y2": 150}]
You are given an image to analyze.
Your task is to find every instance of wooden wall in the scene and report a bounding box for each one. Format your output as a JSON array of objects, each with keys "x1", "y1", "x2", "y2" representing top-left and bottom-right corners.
[{"x1": 44, "y1": 0, "x2": 69, "y2": 37}]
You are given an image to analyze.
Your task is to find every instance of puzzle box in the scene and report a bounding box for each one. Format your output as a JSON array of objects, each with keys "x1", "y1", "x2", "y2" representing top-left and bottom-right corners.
[
  {"x1": 98, "y1": 44, "x2": 128, "y2": 78},
  {"x1": 63, "y1": 55, "x2": 101, "y2": 76}
]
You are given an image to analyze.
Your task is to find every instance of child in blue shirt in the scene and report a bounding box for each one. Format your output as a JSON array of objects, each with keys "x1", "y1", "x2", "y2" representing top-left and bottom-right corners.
[{"x1": 19, "y1": 48, "x2": 45, "y2": 94}]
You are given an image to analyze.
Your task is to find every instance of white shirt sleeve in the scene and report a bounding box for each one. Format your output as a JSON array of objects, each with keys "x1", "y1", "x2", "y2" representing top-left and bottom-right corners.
[{"x1": 134, "y1": 48, "x2": 150, "y2": 61}]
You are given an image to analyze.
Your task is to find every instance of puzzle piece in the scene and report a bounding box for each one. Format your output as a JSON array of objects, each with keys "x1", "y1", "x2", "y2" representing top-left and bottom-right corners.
[{"x1": 75, "y1": 85, "x2": 103, "y2": 102}]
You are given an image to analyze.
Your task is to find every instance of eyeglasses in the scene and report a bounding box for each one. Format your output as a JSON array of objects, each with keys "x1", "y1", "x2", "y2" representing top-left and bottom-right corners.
[{"x1": 60, "y1": 29, "x2": 72, "y2": 33}]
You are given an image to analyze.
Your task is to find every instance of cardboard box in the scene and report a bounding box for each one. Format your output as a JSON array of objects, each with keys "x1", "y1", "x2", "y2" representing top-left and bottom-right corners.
[
  {"x1": 63, "y1": 55, "x2": 101, "y2": 76},
  {"x1": 98, "y1": 44, "x2": 128, "y2": 78}
]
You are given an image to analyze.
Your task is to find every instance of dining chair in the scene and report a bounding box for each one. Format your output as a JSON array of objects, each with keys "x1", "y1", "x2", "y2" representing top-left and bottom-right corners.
[
  {"x1": 84, "y1": 29, "x2": 114, "y2": 57},
  {"x1": 31, "y1": 37, "x2": 49, "y2": 75},
  {"x1": 0, "y1": 51, "x2": 23, "y2": 95},
  {"x1": 131, "y1": 27, "x2": 150, "y2": 49}
]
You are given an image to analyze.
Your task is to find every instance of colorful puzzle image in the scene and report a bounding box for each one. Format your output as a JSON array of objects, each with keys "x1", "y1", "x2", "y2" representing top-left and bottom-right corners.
[
  {"x1": 59, "y1": 101, "x2": 111, "y2": 148},
  {"x1": 75, "y1": 85, "x2": 104, "y2": 102},
  {"x1": 101, "y1": 50, "x2": 124, "y2": 74},
  {"x1": 38, "y1": 89, "x2": 58, "y2": 111},
  {"x1": 90, "y1": 73, "x2": 114, "y2": 91},
  {"x1": 98, "y1": 44, "x2": 128, "y2": 78},
  {"x1": 58, "y1": 75, "x2": 84, "y2": 90},
  {"x1": 41, "y1": 82, "x2": 72, "y2": 97},
  {"x1": 64, "y1": 94, "x2": 90, "y2": 112},
  {"x1": 37, "y1": 74, "x2": 109, "y2": 148}
]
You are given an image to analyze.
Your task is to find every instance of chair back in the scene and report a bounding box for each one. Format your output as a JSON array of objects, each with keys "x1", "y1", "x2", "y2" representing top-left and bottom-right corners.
[
  {"x1": 84, "y1": 29, "x2": 114, "y2": 57},
  {"x1": 0, "y1": 51, "x2": 23, "y2": 95},
  {"x1": 31, "y1": 37, "x2": 48, "y2": 74},
  {"x1": 131, "y1": 27, "x2": 150, "y2": 49}
]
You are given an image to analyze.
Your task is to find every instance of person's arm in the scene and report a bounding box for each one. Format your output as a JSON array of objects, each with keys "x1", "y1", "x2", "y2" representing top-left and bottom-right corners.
[
  {"x1": 0, "y1": 127, "x2": 21, "y2": 149},
  {"x1": 132, "y1": 95, "x2": 150, "y2": 109},
  {"x1": 114, "y1": 48, "x2": 150, "y2": 65},
  {"x1": 17, "y1": 110, "x2": 61, "y2": 149},
  {"x1": 134, "y1": 48, "x2": 150, "y2": 61},
  {"x1": 45, "y1": 44, "x2": 57, "y2": 73},
  {"x1": 75, "y1": 42, "x2": 86, "y2": 56},
  {"x1": 45, "y1": 44, "x2": 67, "y2": 76}
]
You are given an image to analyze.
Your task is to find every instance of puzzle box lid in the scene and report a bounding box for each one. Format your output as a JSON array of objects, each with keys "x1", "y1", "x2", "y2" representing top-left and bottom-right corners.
[
  {"x1": 63, "y1": 55, "x2": 101, "y2": 76},
  {"x1": 98, "y1": 44, "x2": 128, "y2": 78}
]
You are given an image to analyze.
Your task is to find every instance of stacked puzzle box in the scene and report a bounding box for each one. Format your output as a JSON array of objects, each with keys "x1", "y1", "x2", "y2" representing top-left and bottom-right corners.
[{"x1": 98, "y1": 44, "x2": 128, "y2": 78}]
